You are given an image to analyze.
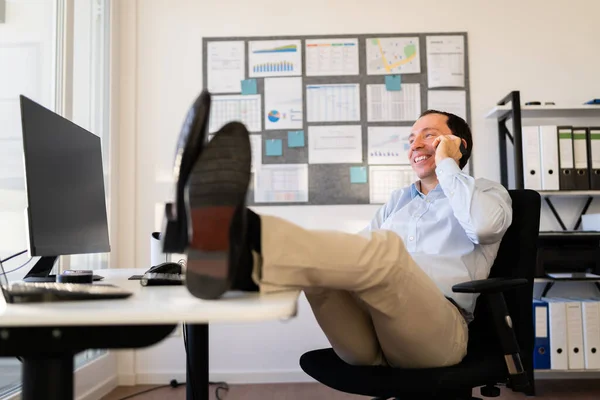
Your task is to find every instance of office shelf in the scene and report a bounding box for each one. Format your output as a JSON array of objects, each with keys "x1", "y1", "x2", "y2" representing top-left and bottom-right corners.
[
  {"x1": 539, "y1": 190, "x2": 600, "y2": 197},
  {"x1": 490, "y1": 91, "x2": 600, "y2": 231},
  {"x1": 486, "y1": 104, "x2": 600, "y2": 120}
]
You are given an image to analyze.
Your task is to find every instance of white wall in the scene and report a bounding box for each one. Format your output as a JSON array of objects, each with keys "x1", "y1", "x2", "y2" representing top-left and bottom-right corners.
[{"x1": 116, "y1": 0, "x2": 600, "y2": 384}]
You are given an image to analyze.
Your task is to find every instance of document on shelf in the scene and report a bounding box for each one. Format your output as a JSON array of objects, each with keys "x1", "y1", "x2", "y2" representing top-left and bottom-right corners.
[
  {"x1": 426, "y1": 35, "x2": 465, "y2": 88},
  {"x1": 249, "y1": 40, "x2": 302, "y2": 78},
  {"x1": 308, "y1": 125, "x2": 363, "y2": 164},
  {"x1": 264, "y1": 77, "x2": 303, "y2": 130},
  {"x1": 305, "y1": 38, "x2": 359, "y2": 76},
  {"x1": 427, "y1": 90, "x2": 467, "y2": 120},
  {"x1": 254, "y1": 164, "x2": 308, "y2": 203},
  {"x1": 306, "y1": 84, "x2": 361, "y2": 122},
  {"x1": 206, "y1": 41, "x2": 245, "y2": 93},
  {"x1": 367, "y1": 83, "x2": 421, "y2": 122}
]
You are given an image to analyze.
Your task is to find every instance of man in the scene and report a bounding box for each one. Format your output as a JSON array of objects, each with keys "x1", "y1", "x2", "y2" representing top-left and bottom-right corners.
[{"x1": 178, "y1": 109, "x2": 512, "y2": 370}]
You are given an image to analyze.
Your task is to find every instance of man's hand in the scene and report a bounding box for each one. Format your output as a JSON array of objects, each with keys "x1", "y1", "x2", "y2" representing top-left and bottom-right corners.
[{"x1": 434, "y1": 135, "x2": 464, "y2": 166}]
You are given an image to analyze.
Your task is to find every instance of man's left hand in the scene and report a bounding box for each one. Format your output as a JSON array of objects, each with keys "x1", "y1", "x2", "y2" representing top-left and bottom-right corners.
[{"x1": 434, "y1": 135, "x2": 463, "y2": 166}]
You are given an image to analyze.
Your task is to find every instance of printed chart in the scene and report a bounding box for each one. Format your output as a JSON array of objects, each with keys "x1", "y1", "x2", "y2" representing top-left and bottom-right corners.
[
  {"x1": 308, "y1": 125, "x2": 363, "y2": 164},
  {"x1": 249, "y1": 40, "x2": 302, "y2": 78},
  {"x1": 367, "y1": 83, "x2": 421, "y2": 121},
  {"x1": 305, "y1": 38, "x2": 359, "y2": 76},
  {"x1": 368, "y1": 126, "x2": 412, "y2": 165},
  {"x1": 306, "y1": 84, "x2": 361, "y2": 122},
  {"x1": 254, "y1": 164, "x2": 309, "y2": 203},
  {"x1": 369, "y1": 166, "x2": 418, "y2": 204},
  {"x1": 209, "y1": 95, "x2": 262, "y2": 133}
]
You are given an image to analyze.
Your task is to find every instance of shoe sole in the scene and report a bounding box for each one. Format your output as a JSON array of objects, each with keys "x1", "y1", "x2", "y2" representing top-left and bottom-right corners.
[{"x1": 184, "y1": 122, "x2": 251, "y2": 300}]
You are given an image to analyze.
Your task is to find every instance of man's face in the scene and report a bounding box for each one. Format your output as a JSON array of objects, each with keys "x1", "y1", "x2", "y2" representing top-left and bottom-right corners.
[{"x1": 407, "y1": 113, "x2": 453, "y2": 180}]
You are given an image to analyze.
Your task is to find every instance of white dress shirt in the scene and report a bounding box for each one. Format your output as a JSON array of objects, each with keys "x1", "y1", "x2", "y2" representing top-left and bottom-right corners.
[{"x1": 364, "y1": 158, "x2": 513, "y2": 319}]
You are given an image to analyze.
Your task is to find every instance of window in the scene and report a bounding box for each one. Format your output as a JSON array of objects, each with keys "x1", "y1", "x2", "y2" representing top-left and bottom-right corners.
[{"x1": 0, "y1": 0, "x2": 112, "y2": 396}]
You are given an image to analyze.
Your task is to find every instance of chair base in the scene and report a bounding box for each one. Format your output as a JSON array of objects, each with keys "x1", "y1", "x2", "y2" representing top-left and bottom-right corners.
[{"x1": 371, "y1": 388, "x2": 474, "y2": 400}]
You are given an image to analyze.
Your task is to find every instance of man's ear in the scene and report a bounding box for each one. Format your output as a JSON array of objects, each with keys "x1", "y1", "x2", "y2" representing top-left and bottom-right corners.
[{"x1": 459, "y1": 138, "x2": 467, "y2": 156}]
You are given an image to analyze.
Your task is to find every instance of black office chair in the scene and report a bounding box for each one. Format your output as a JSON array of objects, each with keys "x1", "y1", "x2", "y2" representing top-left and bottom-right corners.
[{"x1": 299, "y1": 189, "x2": 541, "y2": 400}]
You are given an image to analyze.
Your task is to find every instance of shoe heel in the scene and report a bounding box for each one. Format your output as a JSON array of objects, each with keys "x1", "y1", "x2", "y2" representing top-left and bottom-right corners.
[
  {"x1": 186, "y1": 206, "x2": 236, "y2": 299},
  {"x1": 186, "y1": 251, "x2": 230, "y2": 300}
]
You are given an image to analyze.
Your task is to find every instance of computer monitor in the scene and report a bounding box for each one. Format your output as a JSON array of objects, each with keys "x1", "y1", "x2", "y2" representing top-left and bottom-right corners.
[{"x1": 18, "y1": 95, "x2": 110, "y2": 282}]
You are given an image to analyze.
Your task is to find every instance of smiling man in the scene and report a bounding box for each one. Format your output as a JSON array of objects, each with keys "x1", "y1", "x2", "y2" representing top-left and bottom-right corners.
[{"x1": 182, "y1": 109, "x2": 512, "y2": 369}]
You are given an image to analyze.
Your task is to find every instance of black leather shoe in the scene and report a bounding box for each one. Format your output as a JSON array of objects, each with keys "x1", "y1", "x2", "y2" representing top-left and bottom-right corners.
[
  {"x1": 184, "y1": 121, "x2": 252, "y2": 300},
  {"x1": 161, "y1": 90, "x2": 211, "y2": 254}
]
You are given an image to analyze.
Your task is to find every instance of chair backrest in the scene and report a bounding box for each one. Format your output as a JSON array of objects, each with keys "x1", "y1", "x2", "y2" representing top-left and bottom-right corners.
[{"x1": 466, "y1": 190, "x2": 541, "y2": 376}]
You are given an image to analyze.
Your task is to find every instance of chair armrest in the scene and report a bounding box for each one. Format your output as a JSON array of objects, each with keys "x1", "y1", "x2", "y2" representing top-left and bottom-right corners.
[{"x1": 452, "y1": 278, "x2": 528, "y2": 294}]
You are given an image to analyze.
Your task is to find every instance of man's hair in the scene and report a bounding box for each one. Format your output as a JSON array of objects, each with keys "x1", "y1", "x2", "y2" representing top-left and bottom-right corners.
[{"x1": 419, "y1": 109, "x2": 472, "y2": 169}]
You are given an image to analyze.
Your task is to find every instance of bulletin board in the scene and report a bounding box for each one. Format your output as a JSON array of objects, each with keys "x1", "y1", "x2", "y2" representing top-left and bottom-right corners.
[{"x1": 202, "y1": 32, "x2": 470, "y2": 205}]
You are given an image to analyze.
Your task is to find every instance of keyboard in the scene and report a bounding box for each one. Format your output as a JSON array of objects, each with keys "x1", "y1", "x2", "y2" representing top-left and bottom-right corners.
[{"x1": 5, "y1": 282, "x2": 132, "y2": 303}]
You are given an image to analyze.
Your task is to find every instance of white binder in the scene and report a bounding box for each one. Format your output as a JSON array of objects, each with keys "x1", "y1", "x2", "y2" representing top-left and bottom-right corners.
[
  {"x1": 565, "y1": 300, "x2": 585, "y2": 369},
  {"x1": 581, "y1": 300, "x2": 600, "y2": 369},
  {"x1": 546, "y1": 298, "x2": 568, "y2": 370},
  {"x1": 521, "y1": 126, "x2": 542, "y2": 190},
  {"x1": 539, "y1": 125, "x2": 560, "y2": 191}
]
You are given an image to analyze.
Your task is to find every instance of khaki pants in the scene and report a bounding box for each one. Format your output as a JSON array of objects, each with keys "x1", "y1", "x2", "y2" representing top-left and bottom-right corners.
[{"x1": 254, "y1": 215, "x2": 468, "y2": 369}]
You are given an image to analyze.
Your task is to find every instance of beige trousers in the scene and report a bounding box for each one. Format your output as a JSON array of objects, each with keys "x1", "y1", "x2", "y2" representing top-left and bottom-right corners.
[{"x1": 253, "y1": 215, "x2": 468, "y2": 369}]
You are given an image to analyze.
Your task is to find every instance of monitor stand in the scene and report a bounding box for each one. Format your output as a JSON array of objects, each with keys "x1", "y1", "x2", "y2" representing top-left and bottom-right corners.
[
  {"x1": 23, "y1": 256, "x2": 59, "y2": 282},
  {"x1": 22, "y1": 256, "x2": 104, "y2": 282}
]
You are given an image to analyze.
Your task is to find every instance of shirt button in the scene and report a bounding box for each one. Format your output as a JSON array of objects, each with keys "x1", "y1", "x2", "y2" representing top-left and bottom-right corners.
[{"x1": 409, "y1": 236, "x2": 414, "y2": 241}]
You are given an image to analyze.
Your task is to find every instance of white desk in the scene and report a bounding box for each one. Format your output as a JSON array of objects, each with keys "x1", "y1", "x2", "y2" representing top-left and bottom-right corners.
[{"x1": 0, "y1": 268, "x2": 300, "y2": 400}]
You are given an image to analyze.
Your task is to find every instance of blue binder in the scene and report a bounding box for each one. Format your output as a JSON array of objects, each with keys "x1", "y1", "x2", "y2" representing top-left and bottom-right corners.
[{"x1": 533, "y1": 299, "x2": 551, "y2": 369}]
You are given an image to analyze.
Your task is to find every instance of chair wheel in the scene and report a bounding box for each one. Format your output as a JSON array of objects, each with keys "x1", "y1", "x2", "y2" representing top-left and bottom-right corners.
[{"x1": 480, "y1": 384, "x2": 501, "y2": 397}]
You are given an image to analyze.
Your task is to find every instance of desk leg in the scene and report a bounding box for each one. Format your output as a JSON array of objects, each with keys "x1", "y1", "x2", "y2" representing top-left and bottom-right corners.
[
  {"x1": 185, "y1": 323, "x2": 209, "y2": 400},
  {"x1": 22, "y1": 355, "x2": 73, "y2": 400}
]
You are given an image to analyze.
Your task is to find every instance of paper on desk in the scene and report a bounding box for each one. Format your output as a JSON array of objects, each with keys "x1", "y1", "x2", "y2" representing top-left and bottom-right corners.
[
  {"x1": 209, "y1": 94, "x2": 262, "y2": 133},
  {"x1": 254, "y1": 164, "x2": 308, "y2": 203},
  {"x1": 264, "y1": 77, "x2": 303, "y2": 130},
  {"x1": 426, "y1": 35, "x2": 465, "y2": 88},
  {"x1": 369, "y1": 166, "x2": 417, "y2": 204},
  {"x1": 308, "y1": 125, "x2": 363, "y2": 164},
  {"x1": 367, "y1": 83, "x2": 421, "y2": 122},
  {"x1": 206, "y1": 41, "x2": 245, "y2": 93},
  {"x1": 427, "y1": 90, "x2": 467, "y2": 120},
  {"x1": 368, "y1": 126, "x2": 411, "y2": 165}
]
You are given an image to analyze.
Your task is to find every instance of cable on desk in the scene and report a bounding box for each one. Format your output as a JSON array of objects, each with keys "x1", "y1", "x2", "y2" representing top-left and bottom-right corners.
[{"x1": 182, "y1": 323, "x2": 230, "y2": 400}]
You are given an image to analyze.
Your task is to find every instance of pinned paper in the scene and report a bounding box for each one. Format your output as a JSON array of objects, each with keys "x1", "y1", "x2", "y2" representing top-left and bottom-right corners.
[
  {"x1": 288, "y1": 130, "x2": 305, "y2": 148},
  {"x1": 350, "y1": 166, "x2": 368, "y2": 183},
  {"x1": 385, "y1": 75, "x2": 402, "y2": 91},
  {"x1": 266, "y1": 139, "x2": 283, "y2": 156},
  {"x1": 241, "y1": 79, "x2": 257, "y2": 95}
]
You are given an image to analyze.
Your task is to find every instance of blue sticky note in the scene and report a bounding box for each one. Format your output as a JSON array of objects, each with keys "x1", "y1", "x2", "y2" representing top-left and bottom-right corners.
[
  {"x1": 350, "y1": 166, "x2": 367, "y2": 184},
  {"x1": 288, "y1": 131, "x2": 305, "y2": 148},
  {"x1": 241, "y1": 79, "x2": 257, "y2": 95},
  {"x1": 385, "y1": 75, "x2": 402, "y2": 91},
  {"x1": 266, "y1": 139, "x2": 283, "y2": 156}
]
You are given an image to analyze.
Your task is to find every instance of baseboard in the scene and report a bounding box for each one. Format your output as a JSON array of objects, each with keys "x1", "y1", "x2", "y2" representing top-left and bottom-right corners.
[
  {"x1": 77, "y1": 375, "x2": 118, "y2": 400},
  {"x1": 118, "y1": 373, "x2": 136, "y2": 386},
  {"x1": 135, "y1": 369, "x2": 315, "y2": 385}
]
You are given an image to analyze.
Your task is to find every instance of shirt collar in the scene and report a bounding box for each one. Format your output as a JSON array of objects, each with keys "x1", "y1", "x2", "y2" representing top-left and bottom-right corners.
[{"x1": 410, "y1": 181, "x2": 444, "y2": 200}]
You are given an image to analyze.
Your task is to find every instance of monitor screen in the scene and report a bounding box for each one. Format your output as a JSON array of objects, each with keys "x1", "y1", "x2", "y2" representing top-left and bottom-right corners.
[{"x1": 19, "y1": 95, "x2": 110, "y2": 256}]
